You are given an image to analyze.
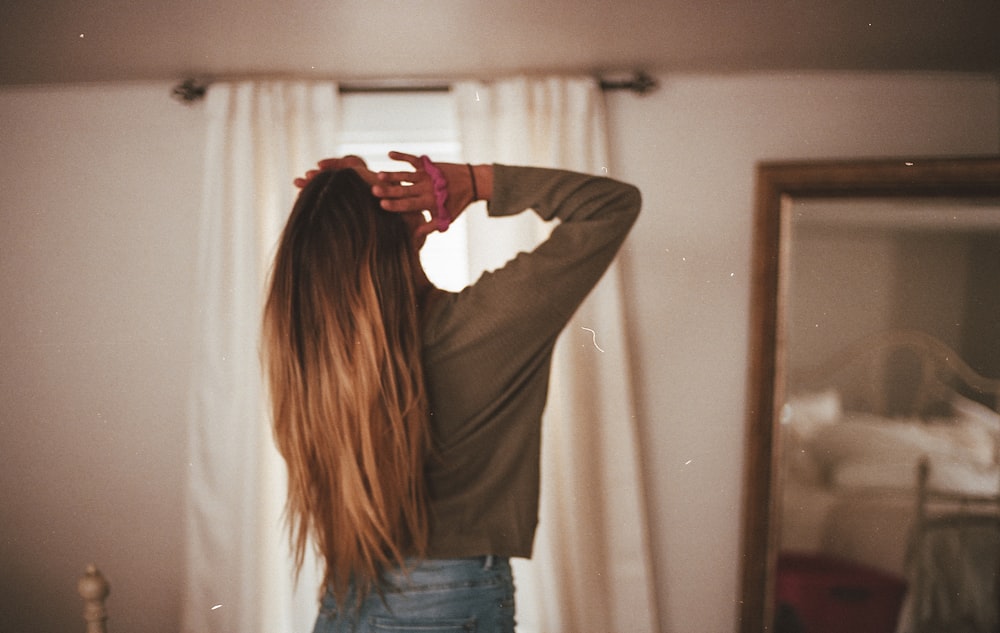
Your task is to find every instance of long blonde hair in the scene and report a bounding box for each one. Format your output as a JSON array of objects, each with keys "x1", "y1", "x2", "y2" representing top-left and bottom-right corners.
[{"x1": 261, "y1": 168, "x2": 430, "y2": 601}]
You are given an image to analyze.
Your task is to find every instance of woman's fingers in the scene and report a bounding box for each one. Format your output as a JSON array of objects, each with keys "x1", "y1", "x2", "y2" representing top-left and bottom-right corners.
[
  {"x1": 386, "y1": 150, "x2": 422, "y2": 169},
  {"x1": 373, "y1": 167, "x2": 429, "y2": 192},
  {"x1": 372, "y1": 182, "x2": 417, "y2": 199},
  {"x1": 374, "y1": 157, "x2": 434, "y2": 213},
  {"x1": 293, "y1": 169, "x2": 322, "y2": 188},
  {"x1": 378, "y1": 194, "x2": 431, "y2": 213}
]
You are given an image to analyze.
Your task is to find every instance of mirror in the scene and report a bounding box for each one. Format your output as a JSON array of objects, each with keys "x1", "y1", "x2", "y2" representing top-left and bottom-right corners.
[{"x1": 739, "y1": 156, "x2": 1000, "y2": 633}]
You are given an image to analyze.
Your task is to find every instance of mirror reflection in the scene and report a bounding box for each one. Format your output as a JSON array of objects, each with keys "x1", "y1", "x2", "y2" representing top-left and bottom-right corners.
[{"x1": 775, "y1": 196, "x2": 1000, "y2": 633}]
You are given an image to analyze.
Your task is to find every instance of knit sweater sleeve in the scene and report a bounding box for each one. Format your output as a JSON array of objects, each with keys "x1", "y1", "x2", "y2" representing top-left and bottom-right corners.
[
  {"x1": 420, "y1": 165, "x2": 640, "y2": 556},
  {"x1": 423, "y1": 165, "x2": 640, "y2": 414},
  {"x1": 482, "y1": 164, "x2": 641, "y2": 332}
]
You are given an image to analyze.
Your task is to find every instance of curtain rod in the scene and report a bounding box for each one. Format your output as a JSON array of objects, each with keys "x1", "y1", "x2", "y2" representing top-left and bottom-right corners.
[{"x1": 172, "y1": 71, "x2": 657, "y2": 103}]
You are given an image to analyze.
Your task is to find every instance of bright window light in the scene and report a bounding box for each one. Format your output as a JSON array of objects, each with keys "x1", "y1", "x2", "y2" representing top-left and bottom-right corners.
[{"x1": 336, "y1": 93, "x2": 470, "y2": 292}]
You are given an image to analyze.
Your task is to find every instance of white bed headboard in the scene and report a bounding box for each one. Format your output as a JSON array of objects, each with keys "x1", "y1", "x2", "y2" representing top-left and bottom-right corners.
[{"x1": 790, "y1": 329, "x2": 1000, "y2": 419}]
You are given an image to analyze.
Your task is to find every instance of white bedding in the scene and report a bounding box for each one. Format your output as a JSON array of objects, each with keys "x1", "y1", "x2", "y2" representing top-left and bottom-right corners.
[
  {"x1": 782, "y1": 389, "x2": 999, "y2": 493},
  {"x1": 779, "y1": 389, "x2": 1000, "y2": 576}
]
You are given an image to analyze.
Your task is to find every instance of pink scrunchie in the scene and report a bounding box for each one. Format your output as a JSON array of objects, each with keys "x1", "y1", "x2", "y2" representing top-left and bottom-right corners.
[{"x1": 420, "y1": 155, "x2": 450, "y2": 233}]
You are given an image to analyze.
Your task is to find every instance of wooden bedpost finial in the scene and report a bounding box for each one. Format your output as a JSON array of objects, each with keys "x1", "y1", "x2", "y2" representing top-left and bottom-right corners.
[{"x1": 78, "y1": 565, "x2": 110, "y2": 633}]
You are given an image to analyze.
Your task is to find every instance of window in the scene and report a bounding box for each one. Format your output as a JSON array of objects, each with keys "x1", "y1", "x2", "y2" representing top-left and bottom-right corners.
[{"x1": 336, "y1": 91, "x2": 470, "y2": 291}]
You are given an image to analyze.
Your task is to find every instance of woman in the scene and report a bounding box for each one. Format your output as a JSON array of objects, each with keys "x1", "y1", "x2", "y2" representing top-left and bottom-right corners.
[{"x1": 262, "y1": 151, "x2": 640, "y2": 632}]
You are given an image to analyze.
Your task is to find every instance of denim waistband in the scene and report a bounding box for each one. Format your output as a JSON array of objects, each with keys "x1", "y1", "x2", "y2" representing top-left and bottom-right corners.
[
  {"x1": 315, "y1": 556, "x2": 515, "y2": 633},
  {"x1": 383, "y1": 555, "x2": 510, "y2": 585}
]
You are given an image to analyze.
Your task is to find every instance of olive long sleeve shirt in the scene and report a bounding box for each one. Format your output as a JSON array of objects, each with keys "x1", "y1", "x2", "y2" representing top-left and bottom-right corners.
[{"x1": 420, "y1": 164, "x2": 641, "y2": 558}]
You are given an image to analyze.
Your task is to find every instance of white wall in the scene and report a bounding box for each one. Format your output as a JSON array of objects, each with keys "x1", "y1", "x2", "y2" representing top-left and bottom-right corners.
[
  {"x1": 0, "y1": 83, "x2": 206, "y2": 633},
  {"x1": 604, "y1": 72, "x2": 999, "y2": 632},
  {"x1": 1, "y1": 73, "x2": 997, "y2": 633}
]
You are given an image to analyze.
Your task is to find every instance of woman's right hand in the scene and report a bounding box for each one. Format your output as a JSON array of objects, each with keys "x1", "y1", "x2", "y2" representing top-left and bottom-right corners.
[{"x1": 373, "y1": 151, "x2": 491, "y2": 237}]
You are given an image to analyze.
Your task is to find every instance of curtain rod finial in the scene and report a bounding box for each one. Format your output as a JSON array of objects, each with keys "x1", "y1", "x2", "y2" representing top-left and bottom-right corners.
[
  {"x1": 599, "y1": 71, "x2": 657, "y2": 95},
  {"x1": 172, "y1": 79, "x2": 209, "y2": 105}
]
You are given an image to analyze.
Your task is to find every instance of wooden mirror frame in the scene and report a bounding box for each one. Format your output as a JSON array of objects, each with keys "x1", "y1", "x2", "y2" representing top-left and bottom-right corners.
[{"x1": 738, "y1": 155, "x2": 1000, "y2": 633}]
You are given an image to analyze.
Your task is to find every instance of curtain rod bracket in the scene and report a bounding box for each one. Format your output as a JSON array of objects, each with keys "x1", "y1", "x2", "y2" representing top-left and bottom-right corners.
[
  {"x1": 172, "y1": 79, "x2": 209, "y2": 104},
  {"x1": 598, "y1": 71, "x2": 657, "y2": 95}
]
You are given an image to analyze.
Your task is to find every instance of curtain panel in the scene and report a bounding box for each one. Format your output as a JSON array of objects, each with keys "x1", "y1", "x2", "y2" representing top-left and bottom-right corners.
[
  {"x1": 182, "y1": 81, "x2": 338, "y2": 633},
  {"x1": 453, "y1": 76, "x2": 659, "y2": 633}
]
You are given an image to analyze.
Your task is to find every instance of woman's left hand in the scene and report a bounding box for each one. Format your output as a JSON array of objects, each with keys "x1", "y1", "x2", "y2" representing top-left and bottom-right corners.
[{"x1": 292, "y1": 155, "x2": 378, "y2": 188}]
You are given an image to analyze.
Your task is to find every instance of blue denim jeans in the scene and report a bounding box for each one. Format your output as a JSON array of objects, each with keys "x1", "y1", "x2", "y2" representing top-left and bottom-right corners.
[{"x1": 312, "y1": 556, "x2": 516, "y2": 633}]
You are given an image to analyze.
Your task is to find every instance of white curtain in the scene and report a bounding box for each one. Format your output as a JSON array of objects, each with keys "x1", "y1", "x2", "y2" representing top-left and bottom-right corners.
[
  {"x1": 453, "y1": 77, "x2": 659, "y2": 633},
  {"x1": 183, "y1": 76, "x2": 656, "y2": 633},
  {"x1": 182, "y1": 81, "x2": 339, "y2": 633}
]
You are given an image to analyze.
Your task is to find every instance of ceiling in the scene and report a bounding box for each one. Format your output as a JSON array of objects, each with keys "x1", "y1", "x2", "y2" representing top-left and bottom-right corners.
[{"x1": 2, "y1": 0, "x2": 999, "y2": 87}]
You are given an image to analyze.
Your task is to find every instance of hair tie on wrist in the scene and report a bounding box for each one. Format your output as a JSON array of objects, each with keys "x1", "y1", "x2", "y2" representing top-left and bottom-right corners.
[
  {"x1": 420, "y1": 155, "x2": 450, "y2": 233},
  {"x1": 467, "y1": 163, "x2": 479, "y2": 201}
]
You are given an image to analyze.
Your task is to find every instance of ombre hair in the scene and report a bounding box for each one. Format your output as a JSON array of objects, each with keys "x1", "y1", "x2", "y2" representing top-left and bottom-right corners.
[{"x1": 261, "y1": 168, "x2": 431, "y2": 602}]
